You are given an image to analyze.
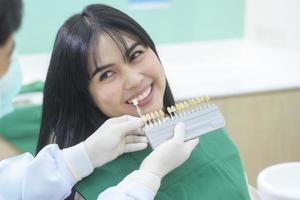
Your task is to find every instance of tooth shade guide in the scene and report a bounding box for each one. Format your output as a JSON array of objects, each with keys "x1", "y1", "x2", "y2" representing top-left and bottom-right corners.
[
  {"x1": 159, "y1": 110, "x2": 166, "y2": 123},
  {"x1": 142, "y1": 115, "x2": 150, "y2": 127},
  {"x1": 150, "y1": 112, "x2": 155, "y2": 118},
  {"x1": 175, "y1": 103, "x2": 183, "y2": 116},
  {"x1": 182, "y1": 101, "x2": 190, "y2": 113},
  {"x1": 154, "y1": 111, "x2": 160, "y2": 118},
  {"x1": 154, "y1": 111, "x2": 162, "y2": 124},
  {"x1": 150, "y1": 112, "x2": 156, "y2": 124},
  {"x1": 132, "y1": 99, "x2": 138, "y2": 106},
  {"x1": 204, "y1": 96, "x2": 210, "y2": 102},
  {"x1": 159, "y1": 110, "x2": 165, "y2": 118},
  {"x1": 188, "y1": 99, "x2": 196, "y2": 112},
  {"x1": 167, "y1": 107, "x2": 174, "y2": 118},
  {"x1": 170, "y1": 106, "x2": 178, "y2": 118},
  {"x1": 130, "y1": 98, "x2": 144, "y2": 118},
  {"x1": 178, "y1": 102, "x2": 186, "y2": 115},
  {"x1": 145, "y1": 114, "x2": 153, "y2": 127},
  {"x1": 142, "y1": 96, "x2": 225, "y2": 149},
  {"x1": 175, "y1": 103, "x2": 181, "y2": 111},
  {"x1": 134, "y1": 104, "x2": 143, "y2": 117},
  {"x1": 142, "y1": 115, "x2": 147, "y2": 122},
  {"x1": 140, "y1": 96, "x2": 212, "y2": 128},
  {"x1": 196, "y1": 97, "x2": 202, "y2": 104}
]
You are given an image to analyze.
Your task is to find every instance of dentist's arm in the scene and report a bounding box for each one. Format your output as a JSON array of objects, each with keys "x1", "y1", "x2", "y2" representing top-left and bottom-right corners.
[{"x1": 0, "y1": 115, "x2": 147, "y2": 200}]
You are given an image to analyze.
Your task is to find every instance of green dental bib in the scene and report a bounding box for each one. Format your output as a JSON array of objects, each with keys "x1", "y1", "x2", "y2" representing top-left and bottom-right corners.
[{"x1": 75, "y1": 128, "x2": 250, "y2": 200}]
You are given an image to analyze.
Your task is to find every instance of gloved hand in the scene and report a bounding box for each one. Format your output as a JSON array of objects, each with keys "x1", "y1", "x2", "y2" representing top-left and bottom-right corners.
[
  {"x1": 84, "y1": 115, "x2": 147, "y2": 167},
  {"x1": 140, "y1": 122, "x2": 199, "y2": 179},
  {"x1": 62, "y1": 115, "x2": 147, "y2": 180},
  {"x1": 118, "y1": 122, "x2": 199, "y2": 194}
]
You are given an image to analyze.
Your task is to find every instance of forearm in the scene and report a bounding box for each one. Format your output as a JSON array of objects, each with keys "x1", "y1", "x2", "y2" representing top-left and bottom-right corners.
[
  {"x1": 97, "y1": 170, "x2": 160, "y2": 200},
  {"x1": 0, "y1": 144, "x2": 77, "y2": 200}
]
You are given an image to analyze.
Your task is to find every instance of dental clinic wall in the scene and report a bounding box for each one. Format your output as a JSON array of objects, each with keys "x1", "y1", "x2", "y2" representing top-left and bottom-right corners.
[{"x1": 15, "y1": 0, "x2": 244, "y2": 54}]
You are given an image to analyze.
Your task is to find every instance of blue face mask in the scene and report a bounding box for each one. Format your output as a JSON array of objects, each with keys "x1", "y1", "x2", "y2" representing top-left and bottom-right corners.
[{"x1": 0, "y1": 52, "x2": 22, "y2": 118}]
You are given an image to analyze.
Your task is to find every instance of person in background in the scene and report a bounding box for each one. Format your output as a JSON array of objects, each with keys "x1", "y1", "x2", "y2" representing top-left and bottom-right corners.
[
  {"x1": 0, "y1": 0, "x2": 198, "y2": 199},
  {"x1": 0, "y1": 0, "x2": 22, "y2": 117}
]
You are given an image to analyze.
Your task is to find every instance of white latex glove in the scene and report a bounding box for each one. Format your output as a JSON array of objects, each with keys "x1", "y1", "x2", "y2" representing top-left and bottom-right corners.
[
  {"x1": 140, "y1": 122, "x2": 199, "y2": 180},
  {"x1": 85, "y1": 115, "x2": 147, "y2": 167},
  {"x1": 97, "y1": 121, "x2": 199, "y2": 200},
  {"x1": 62, "y1": 115, "x2": 147, "y2": 180}
]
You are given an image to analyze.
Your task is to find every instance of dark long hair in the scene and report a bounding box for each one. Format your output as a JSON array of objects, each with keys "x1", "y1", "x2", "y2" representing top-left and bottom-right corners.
[{"x1": 36, "y1": 4, "x2": 175, "y2": 153}]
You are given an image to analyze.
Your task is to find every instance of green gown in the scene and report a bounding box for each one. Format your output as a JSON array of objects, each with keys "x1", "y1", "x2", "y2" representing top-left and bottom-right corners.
[
  {"x1": 76, "y1": 128, "x2": 250, "y2": 200},
  {"x1": 0, "y1": 82, "x2": 43, "y2": 154}
]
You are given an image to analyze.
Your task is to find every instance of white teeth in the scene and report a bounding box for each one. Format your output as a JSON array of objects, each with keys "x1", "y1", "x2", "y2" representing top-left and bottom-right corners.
[{"x1": 129, "y1": 86, "x2": 151, "y2": 104}]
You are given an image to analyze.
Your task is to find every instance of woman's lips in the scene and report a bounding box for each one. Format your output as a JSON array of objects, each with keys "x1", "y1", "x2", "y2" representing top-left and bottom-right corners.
[{"x1": 137, "y1": 85, "x2": 153, "y2": 107}]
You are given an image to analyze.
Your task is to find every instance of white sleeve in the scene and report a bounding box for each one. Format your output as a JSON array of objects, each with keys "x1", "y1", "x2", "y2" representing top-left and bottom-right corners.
[
  {"x1": 0, "y1": 144, "x2": 77, "y2": 200},
  {"x1": 0, "y1": 145, "x2": 160, "y2": 200},
  {"x1": 97, "y1": 170, "x2": 161, "y2": 200}
]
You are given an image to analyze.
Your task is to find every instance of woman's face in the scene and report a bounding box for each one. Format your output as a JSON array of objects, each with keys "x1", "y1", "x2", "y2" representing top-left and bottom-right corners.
[{"x1": 88, "y1": 34, "x2": 166, "y2": 117}]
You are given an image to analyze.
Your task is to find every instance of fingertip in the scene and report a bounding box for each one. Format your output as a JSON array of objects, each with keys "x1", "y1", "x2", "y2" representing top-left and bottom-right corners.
[
  {"x1": 138, "y1": 118, "x2": 145, "y2": 127},
  {"x1": 174, "y1": 122, "x2": 185, "y2": 132},
  {"x1": 130, "y1": 116, "x2": 145, "y2": 126},
  {"x1": 176, "y1": 121, "x2": 185, "y2": 128},
  {"x1": 173, "y1": 122, "x2": 185, "y2": 140},
  {"x1": 185, "y1": 137, "x2": 199, "y2": 152},
  {"x1": 137, "y1": 118, "x2": 146, "y2": 129},
  {"x1": 192, "y1": 137, "x2": 199, "y2": 145},
  {"x1": 140, "y1": 142, "x2": 148, "y2": 149},
  {"x1": 141, "y1": 136, "x2": 149, "y2": 143},
  {"x1": 121, "y1": 118, "x2": 145, "y2": 133}
]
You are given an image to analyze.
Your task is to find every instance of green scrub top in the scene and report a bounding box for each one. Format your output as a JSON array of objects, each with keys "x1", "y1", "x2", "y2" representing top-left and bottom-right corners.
[
  {"x1": 0, "y1": 82, "x2": 43, "y2": 154},
  {"x1": 76, "y1": 128, "x2": 250, "y2": 200}
]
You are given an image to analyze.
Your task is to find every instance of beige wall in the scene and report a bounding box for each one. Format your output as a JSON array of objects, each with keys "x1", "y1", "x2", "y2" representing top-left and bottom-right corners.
[
  {"x1": 212, "y1": 89, "x2": 300, "y2": 186},
  {"x1": 0, "y1": 137, "x2": 21, "y2": 160}
]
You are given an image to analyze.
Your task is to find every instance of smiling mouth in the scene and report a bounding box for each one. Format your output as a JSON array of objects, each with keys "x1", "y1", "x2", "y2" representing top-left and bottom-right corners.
[{"x1": 127, "y1": 85, "x2": 152, "y2": 105}]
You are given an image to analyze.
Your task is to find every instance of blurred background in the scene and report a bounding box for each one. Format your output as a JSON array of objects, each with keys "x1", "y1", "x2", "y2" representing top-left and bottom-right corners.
[
  {"x1": 15, "y1": 0, "x2": 244, "y2": 54},
  {"x1": 1, "y1": 0, "x2": 300, "y2": 189}
]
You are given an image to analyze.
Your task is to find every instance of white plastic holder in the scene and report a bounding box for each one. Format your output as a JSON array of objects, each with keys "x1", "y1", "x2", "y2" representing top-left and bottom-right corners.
[{"x1": 257, "y1": 162, "x2": 300, "y2": 200}]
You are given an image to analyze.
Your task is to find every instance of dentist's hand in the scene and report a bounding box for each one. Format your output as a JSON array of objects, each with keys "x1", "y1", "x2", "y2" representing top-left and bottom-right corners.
[
  {"x1": 62, "y1": 115, "x2": 147, "y2": 180},
  {"x1": 84, "y1": 115, "x2": 147, "y2": 168},
  {"x1": 117, "y1": 122, "x2": 199, "y2": 195},
  {"x1": 140, "y1": 122, "x2": 199, "y2": 179}
]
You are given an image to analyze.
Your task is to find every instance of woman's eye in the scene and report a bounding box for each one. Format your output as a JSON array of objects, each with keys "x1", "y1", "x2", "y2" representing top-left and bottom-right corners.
[
  {"x1": 130, "y1": 50, "x2": 143, "y2": 61},
  {"x1": 99, "y1": 71, "x2": 114, "y2": 81}
]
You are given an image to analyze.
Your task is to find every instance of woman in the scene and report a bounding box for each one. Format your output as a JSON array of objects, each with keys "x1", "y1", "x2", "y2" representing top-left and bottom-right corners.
[{"x1": 37, "y1": 4, "x2": 250, "y2": 200}]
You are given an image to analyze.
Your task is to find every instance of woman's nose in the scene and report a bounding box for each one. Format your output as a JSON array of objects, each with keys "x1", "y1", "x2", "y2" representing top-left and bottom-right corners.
[{"x1": 123, "y1": 67, "x2": 144, "y2": 90}]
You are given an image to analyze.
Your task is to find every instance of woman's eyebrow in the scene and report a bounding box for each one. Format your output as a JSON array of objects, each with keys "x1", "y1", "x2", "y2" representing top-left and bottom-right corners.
[
  {"x1": 125, "y1": 42, "x2": 142, "y2": 58},
  {"x1": 92, "y1": 64, "x2": 114, "y2": 78},
  {"x1": 91, "y1": 42, "x2": 142, "y2": 77}
]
